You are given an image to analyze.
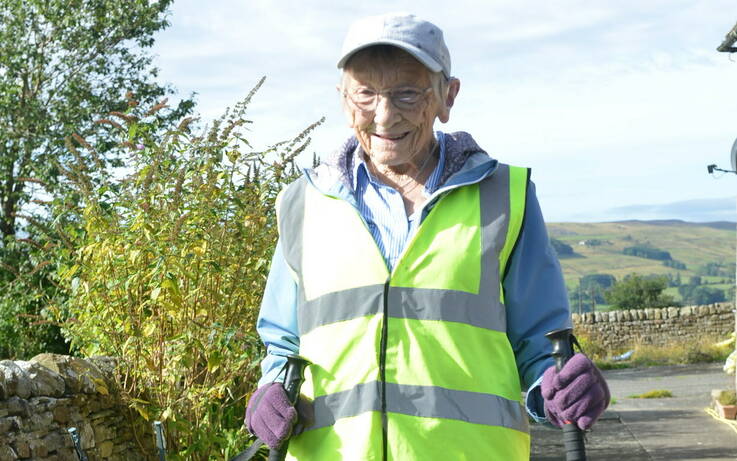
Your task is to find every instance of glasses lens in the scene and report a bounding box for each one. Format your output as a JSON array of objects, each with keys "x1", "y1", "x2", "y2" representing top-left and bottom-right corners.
[
  {"x1": 350, "y1": 88, "x2": 377, "y2": 111},
  {"x1": 391, "y1": 88, "x2": 424, "y2": 109}
]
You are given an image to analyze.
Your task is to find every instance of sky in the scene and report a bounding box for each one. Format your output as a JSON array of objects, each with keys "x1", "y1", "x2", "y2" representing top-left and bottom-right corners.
[{"x1": 150, "y1": 0, "x2": 737, "y2": 223}]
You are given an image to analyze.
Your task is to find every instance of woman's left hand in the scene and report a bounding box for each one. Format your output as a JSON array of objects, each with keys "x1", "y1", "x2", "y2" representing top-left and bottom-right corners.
[{"x1": 541, "y1": 353, "x2": 610, "y2": 430}]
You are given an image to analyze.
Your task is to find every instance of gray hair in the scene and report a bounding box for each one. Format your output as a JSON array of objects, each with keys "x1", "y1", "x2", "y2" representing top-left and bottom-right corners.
[{"x1": 428, "y1": 70, "x2": 450, "y2": 105}]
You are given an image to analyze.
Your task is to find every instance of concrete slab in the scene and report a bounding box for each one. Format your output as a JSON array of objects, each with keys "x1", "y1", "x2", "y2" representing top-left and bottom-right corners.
[{"x1": 531, "y1": 363, "x2": 737, "y2": 460}]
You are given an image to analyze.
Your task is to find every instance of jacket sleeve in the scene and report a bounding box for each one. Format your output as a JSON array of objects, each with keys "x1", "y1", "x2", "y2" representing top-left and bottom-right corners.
[
  {"x1": 256, "y1": 239, "x2": 300, "y2": 387},
  {"x1": 503, "y1": 180, "x2": 572, "y2": 421}
]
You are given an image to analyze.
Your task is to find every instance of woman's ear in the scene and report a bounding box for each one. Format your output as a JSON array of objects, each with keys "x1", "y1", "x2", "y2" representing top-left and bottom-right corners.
[
  {"x1": 338, "y1": 84, "x2": 357, "y2": 128},
  {"x1": 438, "y1": 78, "x2": 460, "y2": 124}
]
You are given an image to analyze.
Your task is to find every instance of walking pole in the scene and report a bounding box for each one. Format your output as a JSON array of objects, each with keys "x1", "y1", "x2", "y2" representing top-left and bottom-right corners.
[
  {"x1": 545, "y1": 328, "x2": 587, "y2": 461},
  {"x1": 267, "y1": 355, "x2": 310, "y2": 461},
  {"x1": 67, "y1": 427, "x2": 89, "y2": 461},
  {"x1": 229, "y1": 354, "x2": 311, "y2": 461},
  {"x1": 153, "y1": 421, "x2": 167, "y2": 461}
]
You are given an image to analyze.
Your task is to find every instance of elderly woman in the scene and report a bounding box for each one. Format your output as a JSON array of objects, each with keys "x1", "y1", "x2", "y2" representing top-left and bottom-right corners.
[{"x1": 244, "y1": 13, "x2": 609, "y2": 460}]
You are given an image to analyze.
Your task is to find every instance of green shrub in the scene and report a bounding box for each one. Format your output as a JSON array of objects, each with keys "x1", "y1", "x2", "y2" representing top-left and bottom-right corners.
[
  {"x1": 604, "y1": 274, "x2": 676, "y2": 309},
  {"x1": 718, "y1": 390, "x2": 737, "y2": 406},
  {"x1": 0, "y1": 238, "x2": 70, "y2": 360},
  {"x1": 0, "y1": 277, "x2": 69, "y2": 359},
  {"x1": 43, "y1": 79, "x2": 322, "y2": 460},
  {"x1": 622, "y1": 245, "x2": 671, "y2": 261},
  {"x1": 678, "y1": 285, "x2": 727, "y2": 305},
  {"x1": 550, "y1": 238, "x2": 575, "y2": 257}
]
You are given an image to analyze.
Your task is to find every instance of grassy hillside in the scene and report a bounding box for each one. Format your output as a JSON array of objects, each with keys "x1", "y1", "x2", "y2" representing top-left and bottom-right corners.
[{"x1": 547, "y1": 220, "x2": 736, "y2": 291}]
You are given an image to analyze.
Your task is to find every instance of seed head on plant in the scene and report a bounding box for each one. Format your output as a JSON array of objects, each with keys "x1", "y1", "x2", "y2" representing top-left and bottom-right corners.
[
  {"x1": 146, "y1": 98, "x2": 169, "y2": 116},
  {"x1": 110, "y1": 111, "x2": 139, "y2": 125},
  {"x1": 177, "y1": 117, "x2": 196, "y2": 133},
  {"x1": 94, "y1": 118, "x2": 124, "y2": 130},
  {"x1": 71, "y1": 133, "x2": 93, "y2": 151},
  {"x1": 27, "y1": 261, "x2": 52, "y2": 277},
  {"x1": 15, "y1": 238, "x2": 45, "y2": 250}
]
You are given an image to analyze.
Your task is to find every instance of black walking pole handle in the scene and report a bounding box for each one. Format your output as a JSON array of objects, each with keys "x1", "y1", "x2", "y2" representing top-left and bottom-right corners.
[
  {"x1": 545, "y1": 328, "x2": 587, "y2": 461},
  {"x1": 67, "y1": 427, "x2": 89, "y2": 461},
  {"x1": 268, "y1": 354, "x2": 310, "y2": 461}
]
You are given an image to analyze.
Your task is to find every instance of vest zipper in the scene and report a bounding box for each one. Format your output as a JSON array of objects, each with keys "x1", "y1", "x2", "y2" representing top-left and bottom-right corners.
[{"x1": 380, "y1": 277, "x2": 390, "y2": 461}]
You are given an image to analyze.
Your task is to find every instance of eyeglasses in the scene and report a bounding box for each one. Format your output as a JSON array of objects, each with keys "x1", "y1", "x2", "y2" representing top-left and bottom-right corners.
[{"x1": 343, "y1": 86, "x2": 433, "y2": 112}]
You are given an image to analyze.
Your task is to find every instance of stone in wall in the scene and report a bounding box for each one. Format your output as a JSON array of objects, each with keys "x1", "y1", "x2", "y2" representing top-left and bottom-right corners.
[{"x1": 0, "y1": 354, "x2": 155, "y2": 461}]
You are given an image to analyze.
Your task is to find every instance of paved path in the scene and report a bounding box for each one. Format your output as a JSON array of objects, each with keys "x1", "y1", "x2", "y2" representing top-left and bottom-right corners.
[{"x1": 531, "y1": 363, "x2": 737, "y2": 460}]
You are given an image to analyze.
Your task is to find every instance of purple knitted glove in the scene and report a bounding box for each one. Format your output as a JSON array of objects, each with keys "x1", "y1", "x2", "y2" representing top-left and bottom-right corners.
[
  {"x1": 245, "y1": 382, "x2": 298, "y2": 449},
  {"x1": 541, "y1": 353, "x2": 610, "y2": 430}
]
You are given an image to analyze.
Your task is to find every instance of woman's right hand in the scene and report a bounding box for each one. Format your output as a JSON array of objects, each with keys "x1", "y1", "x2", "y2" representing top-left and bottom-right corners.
[{"x1": 244, "y1": 382, "x2": 298, "y2": 449}]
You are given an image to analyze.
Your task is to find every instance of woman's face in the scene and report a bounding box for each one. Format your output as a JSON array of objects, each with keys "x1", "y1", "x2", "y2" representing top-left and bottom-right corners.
[{"x1": 341, "y1": 54, "x2": 443, "y2": 170}]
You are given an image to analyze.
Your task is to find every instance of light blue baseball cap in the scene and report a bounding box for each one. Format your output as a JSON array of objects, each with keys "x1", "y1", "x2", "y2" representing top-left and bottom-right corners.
[{"x1": 337, "y1": 13, "x2": 451, "y2": 80}]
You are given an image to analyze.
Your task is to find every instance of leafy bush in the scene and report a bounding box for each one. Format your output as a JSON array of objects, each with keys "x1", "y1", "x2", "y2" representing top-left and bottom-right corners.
[
  {"x1": 39, "y1": 79, "x2": 322, "y2": 459},
  {"x1": 0, "y1": 270, "x2": 69, "y2": 359},
  {"x1": 718, "y1": 390, "x2": 737, "y2": 406},
  {"x1": 662, "y1": 259, "x2": 686, "y2": 270},
  {"x1": 697, "y1": 261, "x2": 736, "y2": 278},
  {"x1": 550, "y1": 238, "x2": 575, "y2": 257},
  {"x1": 604, "y1": 274, "x2": 676, "y2": 309},
  {"x1": 678, "y1": 285, "x2": 727, "y2": 305},
  {"x1": 622, "y1": 245, "x2": 671, "y2": 261},
  {"x1": 0, "y1": 234, "x2": 71, "y2": 359},
  {"x1": 667, "y1": 272, "x2": 682, "y2": 287},
  {"x1": 580, "y1": 274, "x2": 615, "y2": 291}
]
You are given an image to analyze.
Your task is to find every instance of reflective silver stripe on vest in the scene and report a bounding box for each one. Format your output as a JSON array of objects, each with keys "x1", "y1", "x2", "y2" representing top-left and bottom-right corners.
[
  {"x1": 276, "y1": 177, "x2": 308, "y2": 287},
  {"x1": 308, "y1": 381, "x2": 529, "y2": 434},
  {"x1": 387, "y1": 287, "x2": 506, "y2": 331},
  {"x1": 299, "y1": 286, "x2": 384, "y2": 335},
  {"x1": 299, "y1": 286, "x2": 505, "y2": 335},
  {"x1": 478, "y1": 164, "x2": 510, "y2": 301}
]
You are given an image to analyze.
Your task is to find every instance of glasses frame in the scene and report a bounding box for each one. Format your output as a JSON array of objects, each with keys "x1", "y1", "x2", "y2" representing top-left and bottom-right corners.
[{"x1": 342, "y1": 86, "x2": 433, "y2": 113}]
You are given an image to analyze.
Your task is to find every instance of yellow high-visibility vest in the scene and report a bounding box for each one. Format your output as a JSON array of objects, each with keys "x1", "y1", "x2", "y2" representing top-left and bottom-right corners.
[{"x1": 276, "y1": 163, "x2": 530, "y2": 461}]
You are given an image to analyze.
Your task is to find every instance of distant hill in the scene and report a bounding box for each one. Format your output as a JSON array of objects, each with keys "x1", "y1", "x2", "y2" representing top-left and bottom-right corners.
[
  {"x1": 547, "y1": 220, "x2": 736, "y2": 290},
  {"x1": 612, "y1": 219, "x2": 736, "y2": 231}
]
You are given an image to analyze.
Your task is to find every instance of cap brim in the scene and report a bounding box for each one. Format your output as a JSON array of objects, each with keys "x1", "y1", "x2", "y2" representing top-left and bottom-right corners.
[{"x1": 337, "y1": 39, "x2": 443, "y2": 74}]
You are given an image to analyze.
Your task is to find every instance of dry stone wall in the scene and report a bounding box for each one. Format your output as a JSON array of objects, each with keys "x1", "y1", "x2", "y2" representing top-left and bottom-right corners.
[
  {"x1": 572, "y1": 302, "x2": 735, "y2": 352},
  {"x1": 0, "y1": 354, "x2": 154, "y2": 461}
]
